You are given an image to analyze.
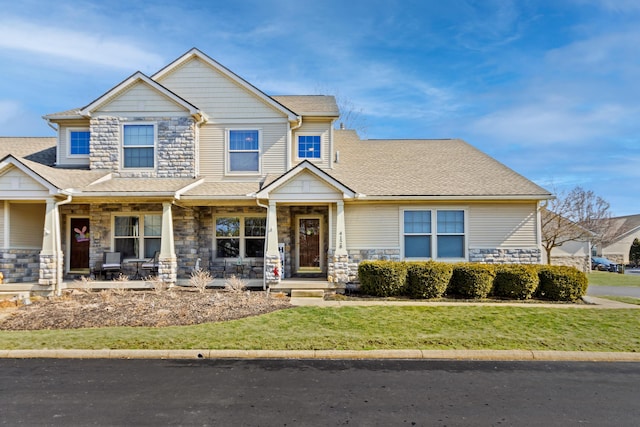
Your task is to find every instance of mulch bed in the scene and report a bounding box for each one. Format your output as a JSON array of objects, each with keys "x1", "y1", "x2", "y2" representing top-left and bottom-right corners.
[{"x1": 0, "y1": 288, "x2": 291, "y2": 331}]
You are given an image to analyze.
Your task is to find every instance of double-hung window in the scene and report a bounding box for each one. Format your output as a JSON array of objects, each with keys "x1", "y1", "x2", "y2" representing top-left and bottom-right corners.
[
  {"x1": 123, "y1": 124, "x2": 155, "y2": 168},
  {"x1": 403, "y1": 209, "x2": 466, "y2": 259},
  {"x1": 228, "y1": 130, "x2": 259, "y2": 173},
  {"x1": 114, "y1": 214, "x2": 161, "y2": 259},
  {"x1": 215, "y1": 216, "x2": 266, "y2": 258},
  {"x1": 297, "y1": 135, "x2": 321, "y2": 159},
  {"x1": 69, "y1": 129, "x2": 90, "y2": 156}
]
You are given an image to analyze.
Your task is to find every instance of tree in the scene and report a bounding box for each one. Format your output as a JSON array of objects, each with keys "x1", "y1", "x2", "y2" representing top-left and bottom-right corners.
[
  {"x1": 630, "y1": 238, "x2": 640, "y2": 268},
  {"x1": 541, "y1": 186, "x2": 612, "y2": 264}
]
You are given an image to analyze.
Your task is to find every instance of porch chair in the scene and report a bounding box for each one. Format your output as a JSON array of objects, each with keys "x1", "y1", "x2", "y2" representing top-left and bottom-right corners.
[
  {"x1": 210, "y1": 258, "x2": 228, "y2": 278},
  {"x1": 141, "y1": 251, "x2": 160, "y2": 276},
  {"x1": 102, "y1": 252, "x2": 122, "y2": 280}
]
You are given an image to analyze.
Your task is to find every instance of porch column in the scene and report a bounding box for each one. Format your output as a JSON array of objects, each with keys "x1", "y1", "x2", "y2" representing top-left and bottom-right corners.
[
  {"x1": 39, "y1": 199, "x2": 62, "y2": 289},
  {"x1": 329, "y1": 200, "x2": 350, "y2": 285},
  {"x1": 265, "y1": 200, "x2": 281, "y2": 285},
  {"x1": 159, "y1": 202, "x2": 177, "y2": 286}
]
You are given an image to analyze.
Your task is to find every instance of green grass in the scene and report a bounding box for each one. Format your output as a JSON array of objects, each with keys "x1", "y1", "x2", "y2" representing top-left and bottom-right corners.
[
  {"x1": 598, "y1": 296, "x2": 640, "y2": 306},
  {"x1": 1, "y1": 306, "x2": 639, "y2": 352},
  {"x1": 588, "y1": 271, "x2": 640, "y2": 287}
]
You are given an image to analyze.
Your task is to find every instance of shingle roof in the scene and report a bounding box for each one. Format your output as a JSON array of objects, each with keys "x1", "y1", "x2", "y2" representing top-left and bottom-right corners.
[
  {"x1": 180, "y1": 181, "x2": 261, "y2": 197},
  {"x1": 83, "y1": 177, "x2": 201, "y2": 194},
  {"x1": 329, "y1": 130, "x2": 551, "y2": 198},
  {"x1": 271, "y1": 96, "x2": 339, "y2": 116},
  {"x1": 607, "y1": 214, "x2": 640, "y2": 238}
]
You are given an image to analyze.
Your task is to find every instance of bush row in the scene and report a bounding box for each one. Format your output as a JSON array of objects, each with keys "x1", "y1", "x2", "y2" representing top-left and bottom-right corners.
[{"x1": 357, "y1": 261, "x2": 588, "y2": 301}]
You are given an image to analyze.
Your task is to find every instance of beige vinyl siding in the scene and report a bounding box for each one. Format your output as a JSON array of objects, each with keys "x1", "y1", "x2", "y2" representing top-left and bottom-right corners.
[
  {"x1": 199, "y1": 122, "x2": 288, "y2": 180},
  {"x1": 95, "y1": 82, "x2": 188, "y2": 114},
  {"x1": 344, "y1": 204, "x2": 400, "y2": 249},
  {"x1": 9, "y1": 203, "x2": 45, "y2": 248},
  {"x1": 602, "y1": 231, "x2": 640, "y2": 263},
  {"x1": 157, "y1": 57, "x2": 285, "y2": 119},
  {"x1": 270, "y1": 170, "x2": 342, "y2": 202},
  {"x1": 292, "y1": 120, "x2": 332, "y2": 168},
  {"x1": 468, "y1": 203, "x2": 538, "y2": 248},
  {"x1": 57, "y1": 119, "x2": 91, "y2": 167},
  {"x1": 0, "y1": 201, "x2": 4, "y2": 247},
  {"x1": 0, "y1": 167, "x2": 50, "y2": 197}
]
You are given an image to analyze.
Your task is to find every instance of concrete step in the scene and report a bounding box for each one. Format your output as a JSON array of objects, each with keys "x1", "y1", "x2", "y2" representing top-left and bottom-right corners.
[{"x1": 290, "y1": 289, "x2": 325, "y2": 298}]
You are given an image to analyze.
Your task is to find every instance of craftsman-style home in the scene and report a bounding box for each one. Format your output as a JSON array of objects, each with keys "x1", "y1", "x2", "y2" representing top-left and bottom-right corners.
[{"x1": 0, "y1": 48, "x2": 552, "y2": 293}]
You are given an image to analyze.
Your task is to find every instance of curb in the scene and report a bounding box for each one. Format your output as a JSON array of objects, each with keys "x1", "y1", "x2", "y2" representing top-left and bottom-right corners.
[{"x1": 1, "y1": 349, "x2": 639, "y2": 362}]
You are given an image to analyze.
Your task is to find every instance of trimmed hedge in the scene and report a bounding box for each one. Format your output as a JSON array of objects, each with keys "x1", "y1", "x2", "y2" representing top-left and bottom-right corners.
[
  {"x1": 535, "y1": 265, "x2": 588, "y2": 301},
  {"x1": 447, "y1": 264, "x2": 496, "y2": 299},
  {"x1": 493, "y1": 265, "x2": 539, "y2": 300},
  {"x1": 358, "y1": 260, "x2": 408, "y2": 297},
  {"x1": 406, "y1": 261, "x2": 453, "y2": 299}
]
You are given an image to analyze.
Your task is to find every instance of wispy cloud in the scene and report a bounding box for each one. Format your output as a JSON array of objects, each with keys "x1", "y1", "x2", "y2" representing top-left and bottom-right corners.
[{"x1": 0, "y1": 18, "x2": 164, "y2": 72}]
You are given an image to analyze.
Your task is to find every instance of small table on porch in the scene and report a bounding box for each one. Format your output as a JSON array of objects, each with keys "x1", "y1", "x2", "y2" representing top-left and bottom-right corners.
[{"x1": 125, "y1": 259, "x2": 146, "y2": 280}]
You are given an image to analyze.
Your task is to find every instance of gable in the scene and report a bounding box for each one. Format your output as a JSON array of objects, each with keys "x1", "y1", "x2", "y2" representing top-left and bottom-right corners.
[
  {"x1": 155, "y1": 55, "x2": 295, "y2": 122},
  {"x1": 0, "y1": 165, "x2": 52, "y2": 198},
  {"x1": 269, "y1": 170, "x2": 344, "y2": 201},
  {"x1": 94, "y1": 81, "x2": 190, "y2": 115}
]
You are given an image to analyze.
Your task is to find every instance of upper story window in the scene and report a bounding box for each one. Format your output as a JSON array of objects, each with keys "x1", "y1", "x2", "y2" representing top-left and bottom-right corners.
[
  {"x1": 402, "y1": 209, "x2": 466, "y2": 259},
  {"x1": 228, "y1": 129, "x2": 259, "y2": 173},
  {"x1": 297, "y1": 135, "x2": 321, "y2": 159},
  {"x1": 69, "y1": 129, "x2": 90, "y2": 156},
  {"x1": 123, "y1": 124, "x2": 155, "y2": 168}
]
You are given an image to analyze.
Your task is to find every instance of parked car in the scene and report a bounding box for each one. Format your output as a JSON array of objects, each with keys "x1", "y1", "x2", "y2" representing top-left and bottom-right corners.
[{"x1": 591, "y1": 257, "x2": 618, "y2": 272}]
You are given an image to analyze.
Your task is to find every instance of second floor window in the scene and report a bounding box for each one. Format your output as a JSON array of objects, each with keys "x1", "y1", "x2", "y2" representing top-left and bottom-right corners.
[
  {"x1": 297, "y1": 135, "x2": 321, "y2": 159},
  {"x1": 69, "y1": 130, "x2": 90, "y2": 156},
  {"x1": 123, "y1": 124, "x2": 154, "y2": 168},
  {"x1": 228, "y1": 130, "x2": 259, "y2": 173}
]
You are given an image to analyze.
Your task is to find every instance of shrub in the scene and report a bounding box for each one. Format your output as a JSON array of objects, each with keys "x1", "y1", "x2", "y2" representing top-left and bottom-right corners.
[
  {"x1": 536, "y1": 266, "x2": 588, "y2": 301},
  {"x1": 406, "y1": 261, "x2": 453, "y2": 299},
  {"x1": 190, "y1": 268, "x2": 213, "y2": 293},
  {"x1": 447, "y1": 264, "x2": 496, "y2": 299},
  {"x1": 492, "y1": 264, "x2": 539, "y2": 300},
  {"x1": 358, "y1": 261, "x2": 408, "y2": 297}
]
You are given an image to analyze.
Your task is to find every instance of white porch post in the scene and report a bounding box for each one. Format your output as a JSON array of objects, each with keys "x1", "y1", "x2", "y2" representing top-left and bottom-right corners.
[
  {"x1": 159, "y1": 201, "x2": 177, "y2": 286},
  {"x1": 335, "y1": 200, "x2": 347, "y2": 256},
  {"x1": 265, "y1": 200, "x2": 281, "y2": 284},
  {"x1": 39, "y1": 199, "x2": 62, "y2": 291},
  {"x1": 329, "y1": 200, "x2": 350, "y2": 285}
]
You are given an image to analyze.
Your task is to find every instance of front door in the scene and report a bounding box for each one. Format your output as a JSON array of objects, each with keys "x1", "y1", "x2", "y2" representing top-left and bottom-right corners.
[
  {"x1": 297, "y1": 217, "x2": 321, "y2": 272},
  {"x1": 69, "y1": 217, "x2": 90, "y2": 272}
]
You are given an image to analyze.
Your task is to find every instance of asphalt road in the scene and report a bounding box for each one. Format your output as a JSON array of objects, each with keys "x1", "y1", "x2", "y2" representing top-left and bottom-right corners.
[
  {"x1": 587, "y1": 284, "x2": 640, "y2": 298},
  {"x1": 1, "y1": 359, "x2": 639, "y2": 426}
]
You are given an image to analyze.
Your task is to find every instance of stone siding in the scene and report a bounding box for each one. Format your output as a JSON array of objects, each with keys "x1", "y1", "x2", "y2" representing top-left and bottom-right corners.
[
  {"x1": 0, "y1": 249, "x2": 41, "y2": 283},
  {"x1": 328, "y1": 248, "x2": 401, "y2": 284},
  {"x1": 89, "y1": 116, "x2": 196, "y2": 177},
  {"x1": 468, "y1": 248, "x2": 542, "y2": 264}
]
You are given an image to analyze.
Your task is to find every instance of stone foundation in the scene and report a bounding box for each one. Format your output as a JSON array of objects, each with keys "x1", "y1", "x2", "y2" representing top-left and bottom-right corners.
[
  {"x1": 158, "y1": 257, "x2": 177, "y2": 286},
  {"x1": 328, "y1": 248, "x2": 401, "y2": 284},
  {"x1": 0, "y1": 249, "x2": 42, "y2": 284},
  {"x1": 468, "y1": 248, "x2": 541, "y2": 264},
  {"x1": 550, "y1": 255, "x2": 590, "y2": 272}
]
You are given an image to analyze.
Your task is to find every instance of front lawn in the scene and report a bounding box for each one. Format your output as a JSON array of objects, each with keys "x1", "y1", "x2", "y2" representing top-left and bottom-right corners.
[
  {"x1": 1, "y1": 306, "x2": 638, "y2": 352},
  {"x1": 588, "y1": 271, "x2": 640, "y2": 287}
]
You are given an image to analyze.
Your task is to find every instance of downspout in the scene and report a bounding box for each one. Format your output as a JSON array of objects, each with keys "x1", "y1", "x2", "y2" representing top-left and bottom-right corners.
[
  {"x1": 54, "y1": 194, "x2": 73, "y2": 296},
  {"x1": 44, "y1": 118, "x2": 60, "y2": 166},
  {"x1": 287, "y1": 116, "x2": 302, "y2": 170},
  {"x1": 193, "y1": 113, "x2": 207, "y2": 178},
  {"x1": 255, "y1": 198, "x2": 269, "y2": 290}
]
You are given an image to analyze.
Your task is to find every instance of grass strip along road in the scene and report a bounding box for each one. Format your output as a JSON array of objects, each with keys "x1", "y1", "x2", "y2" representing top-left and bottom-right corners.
[{"x1": 1, "y1": 306, "x2": 638, "y2": 353}]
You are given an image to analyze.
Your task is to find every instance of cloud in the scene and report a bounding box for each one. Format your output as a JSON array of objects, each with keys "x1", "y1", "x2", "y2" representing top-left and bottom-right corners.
[{"x1": 0, "y1": 19, "x2": 164, "y2": 72}]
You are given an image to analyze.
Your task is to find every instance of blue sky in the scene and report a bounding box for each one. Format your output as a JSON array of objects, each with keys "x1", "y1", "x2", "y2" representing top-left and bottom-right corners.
[{"x1": 0, "y1": 0, "x2": 638, "y2": 216}]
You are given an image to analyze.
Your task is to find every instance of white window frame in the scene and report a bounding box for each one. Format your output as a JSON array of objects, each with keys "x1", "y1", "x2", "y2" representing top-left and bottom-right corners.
[
  {"x1": 121, "y1": 122, "x2": 157, "y2": 170},
  {"x1": 111, "y1": 212, "x2": 162, "y2": 260},
  {"x1": 214, "y1": 214, "x2": 267, "y2": 260},
  {"x1": 225, "y1": 128, "x2": 262, "y2": 176},
  {"x1": 67, "y1": 127, "x2": 91, "y2": 158},
  {"x1": 295, "y1": 133, "x2": 322, "y2": 162},
  {"x1": 400, "y1": 207, "x2": 468, "y2": 261}
]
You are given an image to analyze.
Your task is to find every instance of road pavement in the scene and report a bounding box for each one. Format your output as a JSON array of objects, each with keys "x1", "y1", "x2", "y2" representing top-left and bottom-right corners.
[{"x1": 1, "y1": 358, "x2": 639, "y2": 426}]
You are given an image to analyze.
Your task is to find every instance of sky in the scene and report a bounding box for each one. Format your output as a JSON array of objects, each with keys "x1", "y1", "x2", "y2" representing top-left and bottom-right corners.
[{"x1": 0, "y1": 0, "x2": 638, "y2": 216}]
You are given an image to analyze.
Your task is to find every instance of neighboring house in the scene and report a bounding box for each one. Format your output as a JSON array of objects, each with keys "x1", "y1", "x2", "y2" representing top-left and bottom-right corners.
[
  {"x1": 547, "y1": 239, "x2": 592, "y2": 272},
  {"x1": 596, "y1": 214, "x2": 640, "y2": 265},
  {"x1": 0, "y1": 48, "x2": 552, "y2": 292}
]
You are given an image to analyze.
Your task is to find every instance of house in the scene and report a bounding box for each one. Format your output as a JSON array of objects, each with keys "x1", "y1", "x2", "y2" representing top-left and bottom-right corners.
[
  {"x1": 596, "y1": 214, "x2": 640, "y2": 265},
  {"x1": 0, "y1": 48, "x2": 552, "y2": 294}
]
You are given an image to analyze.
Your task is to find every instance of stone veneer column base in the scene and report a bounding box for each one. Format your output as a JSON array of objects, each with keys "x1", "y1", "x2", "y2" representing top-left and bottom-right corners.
[
  {"x1": 158, "y1": 257, "x2": 177, "y2": 287},
  {"x1": 264, "y1": 254, "x2": 281, "y2": 287},
  {"x1": 39, "y1": 252, "x2": 62, "y2": 287}
]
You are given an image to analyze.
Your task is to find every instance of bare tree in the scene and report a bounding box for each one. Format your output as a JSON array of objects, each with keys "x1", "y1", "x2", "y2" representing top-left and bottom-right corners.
[
  {"x1": 335, "y1": 95, "x2": 369, "y2": 138},
  {"x1": 541, "y1": 186, "x2": 612, "y2": 264}
]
